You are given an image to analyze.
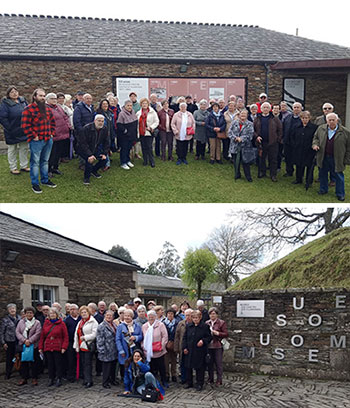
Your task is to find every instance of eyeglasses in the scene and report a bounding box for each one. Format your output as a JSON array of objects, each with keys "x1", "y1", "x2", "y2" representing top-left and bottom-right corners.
[{"x1": 323, "y1": 107, "x2": 332, "y2": 110}]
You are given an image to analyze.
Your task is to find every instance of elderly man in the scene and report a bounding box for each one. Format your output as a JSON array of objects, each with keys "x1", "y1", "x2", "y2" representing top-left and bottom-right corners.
[
  {"x1": 283, "y1": 102, "x2": 303, "y2": 177},
  {"x1": 196, "y1": 300, "x2": 209, "y2": 323},
  {"x1": 77, "y1": 115, "x2": 109, "y2": 185},
  {"x1": 97, "y1": 301, "x2": 106, "y2": 317},
  {"x1": 254, "y1": 102, "x2": 283, "y2": 182},
  {"x1": 314, "y1": 103, "x2": 342, "y2": 126},
  {"x1": 312, "y1": 113, "x2": 350, "y2": 201},
  {"x1": 73, "y1": 93, "x2": 95, "y2": 135},
  {"x1": 64, "y1": 304, "x2": 81, "y2": 382}
]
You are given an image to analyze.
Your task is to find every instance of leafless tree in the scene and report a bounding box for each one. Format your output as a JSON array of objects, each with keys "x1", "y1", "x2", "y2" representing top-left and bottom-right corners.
[{"x1": 204, "y1": 225, "x2": 262, "y2": 288}]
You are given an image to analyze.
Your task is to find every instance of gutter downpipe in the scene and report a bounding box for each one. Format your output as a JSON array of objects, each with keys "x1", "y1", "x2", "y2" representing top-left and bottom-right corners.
[{"x1": 264, "y1": 63, "x2": 271, "y2": 96}]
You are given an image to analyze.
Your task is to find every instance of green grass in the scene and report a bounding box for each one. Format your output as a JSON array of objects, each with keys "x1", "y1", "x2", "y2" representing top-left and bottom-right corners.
[
  {"x1": 230, "y1": 227, "x2": 350, "y2": 290},
  {"x1": 0, "y1": 152, "x2": 349, "y2": 203}
]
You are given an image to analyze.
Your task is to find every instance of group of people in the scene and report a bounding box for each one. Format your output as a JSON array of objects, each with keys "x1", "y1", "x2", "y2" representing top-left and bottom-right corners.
[
  {"x1": 0, "y1": 85, "x2": 349, "y2": 200},
  {"x1": 0, "y1": 297, "x2": 228, "y2": 396}
]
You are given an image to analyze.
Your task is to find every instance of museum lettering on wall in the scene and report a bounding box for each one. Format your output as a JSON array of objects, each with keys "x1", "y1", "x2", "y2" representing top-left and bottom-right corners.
[{"x1": 236, "y1": 295, "x2": 348, "y2": 364}]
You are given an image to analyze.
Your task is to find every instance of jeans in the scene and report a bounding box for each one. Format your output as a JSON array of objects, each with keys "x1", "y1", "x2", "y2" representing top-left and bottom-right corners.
[
  {"x1": 119, "y1": 138, "x2": 133, "y2": 165},
  {"x1": 29, "y1": 138, "x2": 53, "y2": 185},
  {"x1": 7, "y1": 142, "x2": 29, "y2": 170},
  {"x1": 136, "y1": 371, "x2": 158, "y2": 394},
  {"x1": 319, "y1": 155, "x2": 345, "y2": 198}
]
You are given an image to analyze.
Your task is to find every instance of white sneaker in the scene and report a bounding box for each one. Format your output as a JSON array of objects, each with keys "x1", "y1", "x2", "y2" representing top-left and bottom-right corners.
[
  {"x1": 121, "y1": 164, "x2": 130, "y2": 170},
  {"x1": 127, "y1": 162, "x2": 134, "y2": 168}
]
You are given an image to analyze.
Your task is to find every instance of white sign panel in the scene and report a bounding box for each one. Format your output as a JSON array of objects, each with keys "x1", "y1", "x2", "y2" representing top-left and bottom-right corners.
[
  {"x1": 237, "y1": 300, "x2": 265, "y2": 318},
  {"x1": 283, "y1": 78, "x2": 305, "y2": 109},
  {"x1": 116, "y1": 78, "x2": 149, "y2": 104},
  {"x1": 209, "y1": 87, "x2": 225, "y2": 100},
  {"x1": 213, "y1": 296, "x2": 222, "y2": 304}
]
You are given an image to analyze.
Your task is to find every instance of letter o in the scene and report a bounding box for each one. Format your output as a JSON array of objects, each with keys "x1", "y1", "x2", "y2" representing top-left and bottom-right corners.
[
  {"x1": 291, "y1": 335, "x2": 304, "y2": 348},
  {"x1": 308, "y1": 314, "x2": 322, "y2": 327}
]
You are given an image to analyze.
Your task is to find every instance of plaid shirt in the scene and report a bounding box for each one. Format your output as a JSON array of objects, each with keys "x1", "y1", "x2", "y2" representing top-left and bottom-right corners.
[{"x1": 21, "y1": 102, "x2": 56, "y2": 142}]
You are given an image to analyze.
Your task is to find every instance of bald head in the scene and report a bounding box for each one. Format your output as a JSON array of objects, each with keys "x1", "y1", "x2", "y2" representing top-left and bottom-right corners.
[{"x1": 83, "y1": 94, "x2": 92, "y2": 105}]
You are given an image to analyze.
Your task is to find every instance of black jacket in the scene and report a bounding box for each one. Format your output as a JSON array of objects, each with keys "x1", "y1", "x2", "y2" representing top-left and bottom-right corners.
[
  {"x1": 182, "y1": 321, "x2": 212, "y2": 369},
  {"x1": 291, "y1": 122, "x2": 318, "y2": 167},
  {"x1": 283, "y1": 115, "x2": 301, "y2": 145},
  {"x1": 117, "y1": 119, "x2": 138, "y2": 142},
  {"x1": 0, "y1": 97, "x2": 28, "y2": 144},
  {"x1": 73, "y1": 101, "x2": 95, "y2": 132},
  {"x1": 77, "y1": 123, "x2": 109, "y2": 158}
]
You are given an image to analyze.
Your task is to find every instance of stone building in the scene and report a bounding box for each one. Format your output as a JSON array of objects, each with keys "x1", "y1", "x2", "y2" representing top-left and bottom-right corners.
[
  {"x1": 0, "y1": 211, "x2": 140, "y2": 318},
  {"x1": 0, "y1": 13, "x2": 349, "y2": 131}
]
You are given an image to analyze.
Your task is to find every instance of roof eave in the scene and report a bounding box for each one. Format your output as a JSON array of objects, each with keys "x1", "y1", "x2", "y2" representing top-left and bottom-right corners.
[{"x1": 271, "y1": 58, "x2": 350, "y2": 70}]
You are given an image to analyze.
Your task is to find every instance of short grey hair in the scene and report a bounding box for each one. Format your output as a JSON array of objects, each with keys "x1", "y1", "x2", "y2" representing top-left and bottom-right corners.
[
  {"x1": 250, "y1": 104, "x2": 258, "y2": 110},
  {"x1": 199, "y1": 99, "x2": 208, "y2": 106},
  {"x1": 293, "y1": 102, "x2": 303, "y2": 109},
  {"x1": 261, "y1": 102, "x2": 271, "y2": 109},
  {"x1": 124, "y1": 99, "x2": 133, "y2": 106},
  {"x1": 137, "y1": 305, "x2": 146, "y2": 312},
  {"x1": 45, "y1": 92, "x2": 57, "y2": 101},
  {"x1": 118, "y1": 306, "x2": 126, "y2": 314},
  {"x1": 326, "y1": 112, "x2": 339, "y2": 120},
  {"x1": 179, "y1": 102, "x2": 187, "y2": 108},
  {"x1": 196, "y1": 299, "x2": 204, "y2": 307},
  {"x1": 124, "y1": 309, "x2": 134, "y2": 317},
  {"x1": 48, "y1": 307, "x2": 60, "y2": 319},
  {"x1": 88, "y1": 302, "x2": 98, "y2": 311},
  {"x1": 105, "y1": 309, "x2": 114, "y2": 317},
  {"x1": 147, "y1": 310, "x2": 157, "y2": 317},
  {"x1": 70, "y1": 304, "x2": 79, "y2": 309},
  {"x1": 94, "y1": 114, "x2": 105, "y2": 121},
  {"x1": 7, "y1": 303, "x2": 16, "y2": 310}
]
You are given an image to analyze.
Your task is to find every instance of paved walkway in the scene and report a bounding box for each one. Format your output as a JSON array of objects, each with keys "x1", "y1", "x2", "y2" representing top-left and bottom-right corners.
[{"x1": 1, "y1": 372, "x2": 350, "y2": 408}]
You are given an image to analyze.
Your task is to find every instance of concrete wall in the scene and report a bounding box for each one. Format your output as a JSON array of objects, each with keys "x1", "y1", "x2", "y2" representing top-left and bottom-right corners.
[{"x1": 220, "y1": 288, "x2": 350, "y2": 380}]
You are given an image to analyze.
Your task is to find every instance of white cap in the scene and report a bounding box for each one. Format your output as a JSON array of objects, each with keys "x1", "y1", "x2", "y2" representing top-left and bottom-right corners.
[
  {"x1": 133, "y1": 297, "x2": 142, "y2": 303},
  {"x1": 259, "y1": 93, "x2": 267, "y2": 98}
]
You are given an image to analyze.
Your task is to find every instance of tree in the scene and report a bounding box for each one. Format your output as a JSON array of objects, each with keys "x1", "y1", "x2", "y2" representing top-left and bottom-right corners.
[
  {"x1": 143, "y1": 261, "x2": 161, "y2": 275},
  {"x1": 181, "y1": 248, "x2": 218, "y2": 299},
  {"x1": 143, "y1": 241, "x2": 181, "y2": 277},
  {"x1": 233, "y1": 207, "x2": 350, "y2": 250},
  {"x1": 205, "y1": 225, "x2": 262, "y2": 289},
  {"x1": 108, "y1": 245, "x2": 136, "y2": 264}
]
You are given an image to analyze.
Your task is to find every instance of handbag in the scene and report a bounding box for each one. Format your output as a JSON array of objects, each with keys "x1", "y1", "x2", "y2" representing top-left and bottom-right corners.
[
  {"x1": 166, "y1": 340, "x2": 174, "y2": 352},
  {"x1": 241, "y1": 147, "x2": 257, "y2": 164},
  {"x1": 217, "y1": 131, "x2": 226, "y2": 139},
  {"x1": 221, "y1": 338, "x2": 230, "y2": 351},
  {"x1": 186, "y1": 126, "x2": 195, "y2": 136},
  {"x1": 141, "y1": 384, "x2": 160, "y2": 403},
  {"x1": 152, "y1": 341, "x2": 162, "y2": 352},
  {"x1": 21, "y1": 344, "x2": 34, "y2": 362},
  {"x1": 87, "y1": 341, "x2": 96, "y2": 353}
]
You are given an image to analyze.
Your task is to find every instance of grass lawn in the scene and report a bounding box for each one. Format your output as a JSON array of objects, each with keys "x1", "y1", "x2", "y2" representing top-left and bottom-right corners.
[{"x1": 0, "y1": 152, "x2": 349, "y2": 203}]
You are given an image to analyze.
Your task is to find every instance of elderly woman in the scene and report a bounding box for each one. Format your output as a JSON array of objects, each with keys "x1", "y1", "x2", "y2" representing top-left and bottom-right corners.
[
  {"x1": 205, "y1": 102, "x2": 226, "y2": 165},
  {"x1": 117, "y1": 100, "x2": 138, "y2": 170},
  {"x1": 174, "y1": 308, "x2": 192, "y2": 384},
  {"x1": 157, "y1": 100, "x2": 175, "y2": 161},
  {"x1": 206, "y1": 307, "x2": 228, "y2": 386},
  {"x1": 108, "y1": 302, "x2": 119, "y2": 320},
  {"x1": 291, "y1": 110, "x2": 318, "y2": 185},
  {"x1": 46, "y1": 93, "x2": 71, "y2": 176},
  {"x1": 16, "y1": 306, "x2": 42, "y2": 386},
  {"x1": 182, "y1": 310, "x2": 212, "y2": 391},
  {"x1": 96, "y1": 310, "x2": 118, "y2": 388},
  {"x1": 171, "y1": 102, "x2": 196, "y2": 165},
  {"x1": 229, "y1": 110, "x2": 255, "y2": 182},
  {"x1": 0, "y1": 86, "x2": 29, "y2": 174},
  {"x1": 114, "y1": 306, "x2": 126, "y2": 326},
  {"x1": 136, "y1": 98, "x2": 159, "y2": 168},
  {"x1": 38, "y1": 307, "x2": 69, "y2": 387},
  {"x1": 134, "y1": 305, "x2": 148, "y2": 327},
  {"x1": 73, "y1": 305, "x2": 98, "y2": 388},
  {"x1": 164, "y1": 309, "x2": 179, "y2": 383},
  {"x1": 0, "y1": 303, "x2": 20, "y2": 379},
  {"x1": 193, "y1": 100, "x2": 209, "y2": 160},
  {"x1": 248, "y1": 104, "x2": 258, "y2": 123},
  {"x1": 224, "y1": 101, "x2": 238, "y2": 160},
  {"x1": 142, "y1": 309, "x2": 168, "y2": 387},
  {"x1": 154, "y1": 305, "x2": 165, "y2": 322}
]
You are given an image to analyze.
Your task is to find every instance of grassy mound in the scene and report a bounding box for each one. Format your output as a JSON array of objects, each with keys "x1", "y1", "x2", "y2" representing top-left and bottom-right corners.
[{"x1": 230, "y1": 227, "x2": 350, "y2": 290}]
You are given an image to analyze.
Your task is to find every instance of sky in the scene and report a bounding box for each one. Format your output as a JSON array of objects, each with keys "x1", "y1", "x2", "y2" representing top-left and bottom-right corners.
[{"x1": 1, "y1": 0, "x2": 350, "y2": 48}]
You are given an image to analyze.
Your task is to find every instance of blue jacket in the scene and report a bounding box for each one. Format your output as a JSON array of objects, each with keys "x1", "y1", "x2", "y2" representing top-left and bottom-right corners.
[
  {"x1": 0, "y1": 97, "x2": 28, "y2": 144},
  {"x1": 116, "y1": 322, "x2": 143, "y2": 365},
  {"x1": 124, "y1": 360, "x2": 165, "y2": 395},
  {"x1": 205, "y1": 111, "x2": 226, "y2": 138},
  {"x1": 73, "y1": 101, "x2": 95, "y2": 133}
]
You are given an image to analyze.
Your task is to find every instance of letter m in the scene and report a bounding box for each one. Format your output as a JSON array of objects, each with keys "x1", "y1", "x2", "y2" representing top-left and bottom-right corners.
[
  {"x1": 243, "y1": 346, "x2": 255, "y2": 359},
  {"x1": 330, "y1": 335, "x2": 346, "y2": 349}
]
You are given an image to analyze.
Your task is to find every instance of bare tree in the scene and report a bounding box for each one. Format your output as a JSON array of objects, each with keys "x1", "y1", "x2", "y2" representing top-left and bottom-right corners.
[
  {"x1": 205, "y1": 225, "x2": 262, "y2": 288},
  {"x1": 232, "y1": 207, "x2": 350, "y2": 250}
]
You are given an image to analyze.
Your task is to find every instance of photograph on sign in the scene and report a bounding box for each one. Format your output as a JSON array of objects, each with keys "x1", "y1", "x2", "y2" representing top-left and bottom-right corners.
[
  {"x1": 209, "y1": 87, "x2": 225, "y2": 100},
  {"x1": 283, "y1": 78, "x2": 305, "y2": 109},
  {"x1": 237, "y1": 300, "x2": 265, "y2": 318}
]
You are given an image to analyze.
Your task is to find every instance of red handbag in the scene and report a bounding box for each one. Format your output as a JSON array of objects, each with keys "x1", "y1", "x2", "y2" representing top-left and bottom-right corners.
[
  {"x1": 152, "y1": 341, "x2": 162, "y2": 352},
  {"x1": 186, "y1": 126, "x2": 195, "y2": 135}
]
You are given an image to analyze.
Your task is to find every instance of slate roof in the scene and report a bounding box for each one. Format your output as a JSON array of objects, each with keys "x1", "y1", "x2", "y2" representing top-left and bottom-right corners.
[
  {"x1": 0, "y1": 212, "x2": 140, "y2": 269},
  {"x1": 0, "y1": 14, "x2": 349, "y2": 63}
]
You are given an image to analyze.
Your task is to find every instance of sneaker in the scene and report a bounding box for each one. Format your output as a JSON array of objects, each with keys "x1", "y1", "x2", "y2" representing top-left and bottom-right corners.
[
  {"x1": 121, "y1": 164, "x2": 130, "y2": 170},
  {"x1": 32, "y1": 184, "x2": 42, "y2": 194},
  {"x1": 127, "y1": 162, "x2": 134, "y2": 168},
  {"x1": 176, "y1": 160, "x2": 182, "y2": 165},
  {"x1": 182, "y1": 159, "x2": 188, "y2": 165},
  {"x1": 42, "y1": 180, "x2": 57, "y2": 188},
  {"x1": 91, "y1": 171, "x2": 102, "y2": 178},
  {"x1": 83, "y1": 178, "x2": 90, "y2": 185}
]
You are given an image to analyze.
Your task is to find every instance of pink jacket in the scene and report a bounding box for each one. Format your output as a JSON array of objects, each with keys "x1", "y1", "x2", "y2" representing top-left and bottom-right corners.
[
  {"x1": 47, "y1": 104, "x2": 71, "y2": 141},
  {"x1": 142, "y1": 320, "x2": 168, "y2": 358},
  {"x1": 171, "y1": 111, "x2": 195, "y2": 141},
  {"x1": 16, "y1": 318, "x2": 42, "y2": 349}
]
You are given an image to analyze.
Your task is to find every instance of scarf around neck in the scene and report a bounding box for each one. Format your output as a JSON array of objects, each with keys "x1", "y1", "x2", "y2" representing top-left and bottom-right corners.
[
  {"x1": 117, "y1": 107, "x2": 137, "y2": 124},
  {"x1": 24, "y1": 317, "x2": 36, "y2": 338},
  {"x1": 144, "y1": 322, "x2": 154, "y2": 362},
  {"x1": 139, "y1": 108, "x2": 149, "y2": 136}
]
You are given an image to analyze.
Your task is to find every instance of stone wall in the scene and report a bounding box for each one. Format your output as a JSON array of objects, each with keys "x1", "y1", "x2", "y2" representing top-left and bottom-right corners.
[
  {"x1": 0, "y1": 59, "x2": 347, "y2": 141},
  {"x1": 220, "y1": 289, "x2": 350, "y2": 380}
]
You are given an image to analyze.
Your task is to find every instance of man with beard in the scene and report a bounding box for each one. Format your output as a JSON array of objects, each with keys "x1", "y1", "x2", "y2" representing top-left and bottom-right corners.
[
  {"x1": 77, "y1": 115, "x2": 109, "y2": 185},
  {"x1": 21, "y1": 88, "x2": 56, "y2": 193}
]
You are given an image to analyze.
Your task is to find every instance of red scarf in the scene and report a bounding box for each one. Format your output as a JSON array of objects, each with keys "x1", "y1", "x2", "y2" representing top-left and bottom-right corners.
[
  {"x1": 139, "y1": 108, "x2": 149, "y2": 136},
  {"x1": 77, "y1": 318, "x2": 89, "y2": 352},
  {"x1": 239, "y1": 123, "x2": 243, "y2": 131}
]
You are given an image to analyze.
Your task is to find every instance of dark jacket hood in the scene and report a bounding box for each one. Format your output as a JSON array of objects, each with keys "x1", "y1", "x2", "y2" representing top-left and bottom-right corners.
[{"x1": 2, "y1": 96, "x2": 26, "y2": 107}]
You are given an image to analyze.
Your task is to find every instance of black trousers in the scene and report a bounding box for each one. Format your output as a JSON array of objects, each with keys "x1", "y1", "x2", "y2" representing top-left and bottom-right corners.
[
  {"x1": 277, "y1": 142, "x2": 283, "y2": 169},
  {"x1": 186, "y1": 367, "x2": 205, "y2": 387},
  {"x1": 61, "y1": 137, "x2": 71, "y2": 159},
  {"x1": 160, "y1": 131, "x2": 174, "y2": 159},
  {"x1": 283, "y1": 144, "x2": 294, "y2": 175},
  {"x1": 232, "y1": 154, "x2": 252, "y2": 181},
  {"x1": 150, "y1": 355, "x2": 167, "y2": 384},
  {"x1": 195, "y1": 140, "x2": 206, "y2": 158},
  {"x1": 102, "y1": 360, "x2": 117, "y2": 386},
  {"x1": 80, "y1": 351, "x2": 93, "y2": 384},
  {"x1": 176, "y1": 140, "x2": 189, "y2": 161},
  {"x1": 46, "y1": 351, "x2": 64, "y2": 380},
  {"x1": 296, "y1": 165, "x2": 313, "y2": 184},
  {"x1": 5, "y1": 341, "x2": 16, "y2": 378},
  {"x1": 189, "y1": 138, "x2": 194, "y2": 152},
  {"x1": 95, "y1": 351, "x2": 102, "y2": 375},
  {"x1": 260, "y1": 143, "x2": 278, "y2": 178},
  {"x1": 49, "y1": 140, "x2": 66, "y2": 171},
  {"x1": 21, "y1": 348, "x2": 40, "y2": 380},
  {"x1": 66, "y1": 342, "x2": 77, "y2": 381},
  {"x1": 222, "y1": 138, "x2": 230, "y2": 160},
  {"x1": 140, "y1": 136, "x2": 154, "y2": 165},
  {"x1": 154, "y1": 130, "x2": 160, "y2": 157}
]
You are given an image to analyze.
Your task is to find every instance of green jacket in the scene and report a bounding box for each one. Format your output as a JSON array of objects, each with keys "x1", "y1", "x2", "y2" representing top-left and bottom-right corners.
[{"x1": 312, "y1": 124, "x2": 350, "y2": 172}]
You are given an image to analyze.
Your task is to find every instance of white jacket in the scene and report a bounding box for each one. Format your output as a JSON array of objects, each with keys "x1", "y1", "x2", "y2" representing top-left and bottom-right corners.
[
  {"x1": 136, "y1": 107, "x2": 159, "y2": 137},
  {"x1": 73, "y1": 315, "x2": 98, "y2": 352}
]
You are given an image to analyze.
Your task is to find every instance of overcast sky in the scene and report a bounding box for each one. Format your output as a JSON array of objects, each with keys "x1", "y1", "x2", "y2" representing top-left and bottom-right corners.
[{"x1": 2, "y1": 0, "x2": 350, "y2": 47}]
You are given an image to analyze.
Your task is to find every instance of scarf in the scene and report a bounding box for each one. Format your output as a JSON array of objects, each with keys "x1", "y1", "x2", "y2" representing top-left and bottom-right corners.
[
  {"x1": 106, "y1": 320, "x2": 116, "y2": 335},
  {"x1": 139, "y1": 108, "x2": 149, "y2": 136},
  {"x1": 50, "y1": 318, "x2": 59, "y2": 324},
  {"x1": 77, "y1": 318, "x2": 89, "y2": 351},
  {"x1": 213, "y1": 111, "x2": 221, "y2": 118},
  {"x1": 117, "y1": 106, "x2": 137, "y2": 125},
  {"x1": 164, "y1": 318, "x2": 176, "y2": 335},
  {"x1": 180, "y1": 112, "x2": 188, "y2": 141},
  {"x1": 144, "y1": 322, "x2": 154, "y2": 362},
  {"x1": 24, "y1": 317, "x2": 36, "y2": 339}
]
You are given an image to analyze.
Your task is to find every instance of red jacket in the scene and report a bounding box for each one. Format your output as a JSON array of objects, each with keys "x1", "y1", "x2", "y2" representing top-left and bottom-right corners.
[
  {"x1": 39, "y1": 318, "x2": 69, "y2": 352},
  {"x1": 158, "y1": 108, "x2": 174, "y2": 132},
  {"x1": 206, "y1": 318, "x2": 228, "y2": 349},
  {"x1": 21, "y1": 102, "x2": 56, "y2": 142}
]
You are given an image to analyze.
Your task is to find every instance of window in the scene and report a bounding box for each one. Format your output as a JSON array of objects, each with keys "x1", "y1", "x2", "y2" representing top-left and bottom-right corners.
[{"x1": 31, "y1": 285, "x2": 57, "y2": 306}]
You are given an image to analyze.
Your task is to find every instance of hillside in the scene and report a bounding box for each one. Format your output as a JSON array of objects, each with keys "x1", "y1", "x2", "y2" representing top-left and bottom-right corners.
[{"x1": 230, "y1": 227, "x2": 350, "y2": 290}]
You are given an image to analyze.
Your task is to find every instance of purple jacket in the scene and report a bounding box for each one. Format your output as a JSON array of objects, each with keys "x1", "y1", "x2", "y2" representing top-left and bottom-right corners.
[
  {"x1": 16, "y1": 318, "x2": 42, "y2": 349},
  {"x1": 47, "y1": 104, "x2": 71, "y2": 141}
]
